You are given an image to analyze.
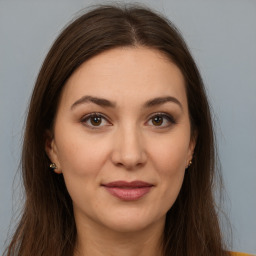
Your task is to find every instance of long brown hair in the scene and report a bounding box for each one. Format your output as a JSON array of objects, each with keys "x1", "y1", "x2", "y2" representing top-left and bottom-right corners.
[{"x1": 5, "y1": 4, "x2": 230, "y2": 256}]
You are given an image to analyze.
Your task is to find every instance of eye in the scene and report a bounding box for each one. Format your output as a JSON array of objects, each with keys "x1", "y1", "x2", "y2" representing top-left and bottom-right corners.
[
  {"x1": 81, "y1": 113, "x2": 111, "y2": 128},
  {"x1": 147, "y1": 113, "x2": 176, "y2": 128}
]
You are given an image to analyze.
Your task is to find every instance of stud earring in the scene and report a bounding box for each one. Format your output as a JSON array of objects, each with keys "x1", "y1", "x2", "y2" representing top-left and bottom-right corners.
[
  {"x1": 50, "y1": 163, "x2": 57, "y2": 169},
  {"x1": 186, "y1": 160, "x2": 192, "y2": 169}
]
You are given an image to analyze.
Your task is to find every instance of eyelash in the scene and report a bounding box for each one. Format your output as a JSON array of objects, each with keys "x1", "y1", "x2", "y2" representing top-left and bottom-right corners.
[
  {"x1": 80, "y1": 112, "x2": 176, "y2": 129},
  {"x1": 80, "y1": 113, "x2": 110, "y2": 129}
]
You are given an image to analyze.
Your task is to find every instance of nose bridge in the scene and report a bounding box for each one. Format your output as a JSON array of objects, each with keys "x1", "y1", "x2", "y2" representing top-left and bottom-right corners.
[{"x1": 112, "y1": 122, "x2": 147, "y2": 169}]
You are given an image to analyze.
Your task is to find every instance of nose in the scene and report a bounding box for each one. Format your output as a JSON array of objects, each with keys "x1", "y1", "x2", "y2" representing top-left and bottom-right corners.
[{"x1": 111, "y1": 125, "x2": 147, "y2": 170}]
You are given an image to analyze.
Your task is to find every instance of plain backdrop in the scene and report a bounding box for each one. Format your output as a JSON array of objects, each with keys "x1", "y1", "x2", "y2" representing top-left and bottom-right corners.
[{"x1": 0, "y1": 0, "x2": 255, "y2": 254}]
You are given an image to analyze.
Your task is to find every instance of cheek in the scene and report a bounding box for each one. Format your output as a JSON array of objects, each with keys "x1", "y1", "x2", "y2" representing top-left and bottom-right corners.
[
  {"x1": 150, "y1": 132, "x2": 189, "y2": 174},
  {"x1": 55, "y1": 127, "x2": 110, "y2": 177},
  {"x1": 54, "y1": 130, "x2": 111, "y2": 207},
  {"x1": 148, "y1": 132, "x2": 189, "y2": 206}
]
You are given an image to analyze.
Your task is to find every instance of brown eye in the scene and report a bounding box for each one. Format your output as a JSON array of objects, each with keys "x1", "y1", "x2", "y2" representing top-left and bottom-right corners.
[
  {"x1": 152, "y1": 116, "x2": 163, "y2": 126},
  {"x1": 81, "y1": 113, "x2": 111, "y2": 129},
  {"x1": 148, "y1": 113, "x2": 176, "y2": 128},
  {"x1": 90, "y1": 115, "x2": 102, "y2": 126}
]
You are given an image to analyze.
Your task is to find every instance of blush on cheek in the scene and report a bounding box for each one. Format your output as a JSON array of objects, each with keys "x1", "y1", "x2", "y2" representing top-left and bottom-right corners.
[
  {"x1": 153, "y1": 147, "x2": 187, "y2": 174},
  {"x1": 163, "y1": 169, "x2": 186, "y2": 209},
  {"x1": 55, "y1": 137, "x2": 99, "y2": 175},
  {"x1": 156, "y1": 147, "x2": 186, "y2": 203}
]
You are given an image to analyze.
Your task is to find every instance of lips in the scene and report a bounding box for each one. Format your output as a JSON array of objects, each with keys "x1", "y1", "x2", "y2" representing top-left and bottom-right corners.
[{"x1": 102, "y1": 180, "x2": 153, "y2": 201}]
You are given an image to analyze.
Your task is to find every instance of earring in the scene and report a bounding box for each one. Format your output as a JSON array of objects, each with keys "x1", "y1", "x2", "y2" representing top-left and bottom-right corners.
[
  {"x1": 186, "y1": 160, "x2": 192, "y2": 169},
  {"x1": 50, "y1": 163, "x2": 57, "y2": 169}
]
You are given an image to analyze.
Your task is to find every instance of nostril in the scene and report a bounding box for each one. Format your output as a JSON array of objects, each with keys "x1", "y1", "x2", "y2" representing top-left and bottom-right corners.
[
  {"x1": 110, "y1": 131, "x2": 147, "y2": 169},
  {"x1": 113, "y1": 154, "x2": 147, "y2": 170}
]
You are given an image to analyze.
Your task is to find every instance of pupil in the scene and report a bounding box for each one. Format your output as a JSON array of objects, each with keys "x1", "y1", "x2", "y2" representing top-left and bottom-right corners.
[
  {"x1": 153, "y1": 116, "x2": 163, "y2": 126},
  {"x1": 91, "y1": 116, "x2": 101, "y2": 126}
]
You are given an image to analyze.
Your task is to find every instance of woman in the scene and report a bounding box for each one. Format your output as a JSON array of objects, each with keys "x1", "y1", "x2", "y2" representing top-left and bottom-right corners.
[{"x1": 4, "y1": 4, "x2": 251, "y2": 256}]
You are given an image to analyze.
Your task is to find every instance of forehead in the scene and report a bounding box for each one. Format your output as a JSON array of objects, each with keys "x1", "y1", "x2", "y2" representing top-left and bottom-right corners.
[{"x1": 60, "y1": 47, "x2": 187, "y2": 110}]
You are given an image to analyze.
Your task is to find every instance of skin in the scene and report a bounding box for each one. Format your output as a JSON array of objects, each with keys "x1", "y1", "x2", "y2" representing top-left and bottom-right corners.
[{"x1": 45, "y1": 47, "x2": 196, "y2": 256}]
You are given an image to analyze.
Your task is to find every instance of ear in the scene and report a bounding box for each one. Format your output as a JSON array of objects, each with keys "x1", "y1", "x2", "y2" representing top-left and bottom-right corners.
[
  {"x1": 44, "y1": 130, "x2": 62, "y2": 174},
  {"x1": 187, "y1": 130, "x2": 197, "y2": 167}
]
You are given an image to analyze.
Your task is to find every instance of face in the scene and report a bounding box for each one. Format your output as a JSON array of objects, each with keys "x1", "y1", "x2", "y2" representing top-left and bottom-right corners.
[{"x1": 46, "y1": 47, "x2": 196, "y2": 233}]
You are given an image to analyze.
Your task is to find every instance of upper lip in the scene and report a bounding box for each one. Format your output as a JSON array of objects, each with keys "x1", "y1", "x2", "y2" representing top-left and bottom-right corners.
[{"x1": 102, "y1": 180, "x2": 153, "y2": 188}]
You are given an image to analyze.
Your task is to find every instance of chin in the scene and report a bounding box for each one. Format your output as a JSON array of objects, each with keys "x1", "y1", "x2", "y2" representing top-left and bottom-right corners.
[
  {"x1": 105, "y1": 220, "x2": 152, "y2": 233},
  {"x1": 99, "y1": 210, "x2": 165, "y2": 234}
]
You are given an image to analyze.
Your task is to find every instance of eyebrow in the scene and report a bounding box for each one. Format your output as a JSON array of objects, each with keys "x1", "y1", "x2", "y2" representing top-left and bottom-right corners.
[
  {"x1": 144, "y1": 96, "x2": 183, "y2": 110},
  {"x1": 71, "y1": 95, "x2": 116, "y2": 110},
  {"x1": 70, "y1": 95, "x2": 183, "y2": 110}
]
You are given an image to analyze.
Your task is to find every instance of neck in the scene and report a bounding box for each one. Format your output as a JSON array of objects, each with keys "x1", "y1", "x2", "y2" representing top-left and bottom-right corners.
[{"x1": 74, "y1": 217, "x2": 165, "y2": 256}]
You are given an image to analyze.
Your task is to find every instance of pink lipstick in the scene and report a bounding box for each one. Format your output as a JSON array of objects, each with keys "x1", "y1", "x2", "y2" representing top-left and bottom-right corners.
[{"x1": 102, "y1": 181, "x2": 153, "y2": 201}]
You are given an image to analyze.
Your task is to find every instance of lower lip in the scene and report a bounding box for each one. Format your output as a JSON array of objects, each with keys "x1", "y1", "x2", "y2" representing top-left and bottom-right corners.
[{"x1": 103, "y1": 186, "x2": 152, "y2": 201}]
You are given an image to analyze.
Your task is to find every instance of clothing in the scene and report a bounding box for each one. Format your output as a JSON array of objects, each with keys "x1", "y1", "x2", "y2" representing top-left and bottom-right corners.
[{"x1": 231, "y1": 252, "x2": 255, "y2": 256}]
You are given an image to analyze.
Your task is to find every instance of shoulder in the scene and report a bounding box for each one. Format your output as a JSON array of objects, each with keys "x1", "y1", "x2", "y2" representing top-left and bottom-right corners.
[{"x1": 230, "y1": 252, "x2": 255, "y2": 256}]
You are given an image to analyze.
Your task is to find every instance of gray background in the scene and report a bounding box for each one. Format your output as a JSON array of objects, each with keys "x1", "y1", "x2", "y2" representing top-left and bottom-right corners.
[{"x1": 1, "y1": 0, "x2": 255, "y2": 254}]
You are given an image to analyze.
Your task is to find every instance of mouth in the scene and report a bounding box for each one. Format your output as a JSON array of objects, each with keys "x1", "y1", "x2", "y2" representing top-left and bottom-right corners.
[{"x1": 101, "y1": 180, "x2": 154, "y2": 201}]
